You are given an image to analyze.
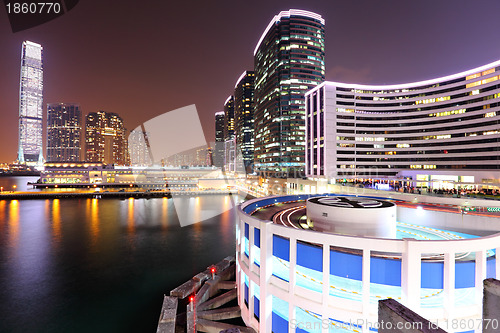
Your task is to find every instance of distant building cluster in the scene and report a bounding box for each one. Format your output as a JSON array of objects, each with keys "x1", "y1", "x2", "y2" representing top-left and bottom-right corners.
[
  {"x1": 164, "y1": 146, "x2": 212, "y2": 167},
  {"x1": 16, "y1": 41, "x2": 132, "y2": 167},
  {"x1": 14, "y1": 5, "x2": 500, "y2": 188},
  {"x1": 15, "y1": 40, "x2": 214, "y2": 170},
  {"x1": 214, "y1": 10, "x2": 325, "y2": 176},
  {"x1": 213, "y1": 8, "x2": 500, "y2": 190}
]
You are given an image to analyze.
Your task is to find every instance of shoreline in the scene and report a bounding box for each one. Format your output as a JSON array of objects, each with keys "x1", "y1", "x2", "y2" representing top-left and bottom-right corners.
[{"x1": 0, "y1": 189, "x2": 239, "y2": 200}]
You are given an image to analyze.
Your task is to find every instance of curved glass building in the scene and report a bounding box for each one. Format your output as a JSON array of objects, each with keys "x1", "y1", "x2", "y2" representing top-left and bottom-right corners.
[
  {"x1": 254, "y1": 10, "x2": 325, "y2": 175},
  {"x1": 305, "y1": 61, "x2": 500, "y2": 188}
]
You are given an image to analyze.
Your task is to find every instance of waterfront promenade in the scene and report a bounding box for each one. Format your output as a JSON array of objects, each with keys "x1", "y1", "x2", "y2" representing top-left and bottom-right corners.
[{"x1": 0, "y1": 189, "x2": 238, "y2": 200}]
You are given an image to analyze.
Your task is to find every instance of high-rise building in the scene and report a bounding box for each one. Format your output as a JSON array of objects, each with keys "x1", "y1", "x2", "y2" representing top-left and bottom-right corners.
[
  {"x1": 18, "y1": 40, "x2": 44, "y2": 166},
  {"x1": 128, "y1": 129, "x2": 152, "y2": 167},
  {"x1": 85, "y1": 111, "x2": 129, "y2": 165},
  {"x1": 253, "y1": 10, "x2": 325, "y2": 176},
  {"x1": 196, "y1": 147, "x2": 211, "y2": 166},
  {"x1": 234, "y1": 71, "x2": 255, "y2": 172},
  {"x1": 224, "y1": 96, "x2": 236, "y2": 172},
  {"x1": 223, "y1": 96, "x2": 235, "y2": 141},
  {"x1": 47, "y1": 103, "x2": 82, "y2": 161},
  {"x1": 213, "y1": 111, "x2": 225, "y2": 167}
]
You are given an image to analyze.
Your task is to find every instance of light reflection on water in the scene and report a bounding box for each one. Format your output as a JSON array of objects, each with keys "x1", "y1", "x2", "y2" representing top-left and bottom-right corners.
[
  {"x1": 8, "y1": 200, "x2": 19, "y2": 250},
  {"x1": 0, "y1": 193, "x2": 242, "y2": 333}
]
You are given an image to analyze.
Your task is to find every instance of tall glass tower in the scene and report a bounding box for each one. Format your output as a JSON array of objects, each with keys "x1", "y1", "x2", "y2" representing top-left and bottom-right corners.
[
  {"x1": 18, "y1": 41, "x2": 44, "y2": 166},
  {"x1": 213, "y1": 111, "x2": 225, "y2": 168},
  {"x1": 254, "y1": 10, "x2": 325, "y2": 176},
  {"x1": 47, "y1": 103, "x2": 82, "y2": 162},
  {"x1": 234, "y1": 71, "x2": 255, "y2": 171},
  {"x1": 223, "y1": 96, "x2": 235, "y2": 172}
]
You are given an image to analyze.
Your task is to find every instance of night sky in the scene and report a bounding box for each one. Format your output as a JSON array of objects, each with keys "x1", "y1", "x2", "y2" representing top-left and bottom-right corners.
[{"x1": 1, "y1": 0, "x2": 500, "y2": 163}]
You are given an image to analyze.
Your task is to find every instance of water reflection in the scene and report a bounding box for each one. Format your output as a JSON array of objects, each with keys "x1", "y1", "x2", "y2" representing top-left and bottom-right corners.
[
  {"x1": 0, "y1": 194, "x2": 241, "y2": 333},
  {"x1": 0, "y1": 200, "x2": 5, "y2": 226},
  {"x1": 8, "y1": 200, "x2": 19, "y2": 249},
  {"x1": 161, "y1": 197, "x2": 169, "y2": 230},
  {"x1": 89, "y1": 198, "x2": 100, "y2": 245},
  {"x1": 52, "y1": 199, "x2": 62, "y2": 242},
  {"x1": 127, "y1": 198, "x2": 135, "y2": 234},
  {"x1": 0, "y1": 176, "x2": 40, "y2": 192}
]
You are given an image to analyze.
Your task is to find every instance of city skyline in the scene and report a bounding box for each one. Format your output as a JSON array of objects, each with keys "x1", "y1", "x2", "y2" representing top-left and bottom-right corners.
[{"x1": 2, "y1": 1, "x2": 500, "y2": 163}]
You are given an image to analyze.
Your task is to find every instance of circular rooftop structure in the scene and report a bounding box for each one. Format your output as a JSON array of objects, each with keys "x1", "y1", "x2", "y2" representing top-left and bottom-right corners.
[{"x1": 306, "y1": 196, "x2": 396, "y2": 238}]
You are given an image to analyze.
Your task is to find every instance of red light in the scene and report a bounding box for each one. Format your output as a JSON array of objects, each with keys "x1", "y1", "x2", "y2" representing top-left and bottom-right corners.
[
  {"x1": 189, "y1": 296, "x2": 194, "y2": 302},
  {"x1": 211, "y1": 267, "x2": 216, "y2": 273}
]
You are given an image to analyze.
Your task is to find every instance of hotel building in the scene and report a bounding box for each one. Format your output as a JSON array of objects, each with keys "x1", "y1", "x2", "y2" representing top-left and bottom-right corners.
[
  {"x1": 18, "y1": 41, "x2": 44, "y2": 166},
  {"x1": 234, "y1": 71, "x2": 255, "y2": 171},
  {"x1": 305, "y1": 60, "x2": 500, "y2": 188},
  {"x1": 47, "y1": 103, "x2": 82, "y2": 162},
  {"x1": 254, "y1": 10, "x2": 325, "y2": 175},
  {"x1": 85, "y1": 111, "x2": 129, "y2": 166}
]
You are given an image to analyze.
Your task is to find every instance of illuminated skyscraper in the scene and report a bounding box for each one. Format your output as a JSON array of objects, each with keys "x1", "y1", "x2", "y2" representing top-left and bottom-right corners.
[
  {"x1": 18, "y1": 41, "x2": 44, "y2": 166},
  {"x1": 253, "y1": 10, "x2": 325, "y2": 175},
  {"x1": 234, "y1": 71, "x2": 255, "y2": 171},
  {"x1": 213, "y1": 111, "x2": 225, "y2": 167},
  {"x1": 47, "y1": 103, "x2": 82, "y2": 161},
  {"x1": 85, "y1": 111, "x2": 129, "y2": 165},
  {"x1": 224, "y1": 96, "x2": 235, "y2": 172},
  {"x1": 223, "y1": 96, "x2": 235, "y2": 141}
]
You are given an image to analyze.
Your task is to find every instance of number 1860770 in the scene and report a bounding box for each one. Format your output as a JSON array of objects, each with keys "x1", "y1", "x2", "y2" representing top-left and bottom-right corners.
[{"x1": 6, "y1": 2, "x2": 61, "y2": 14}]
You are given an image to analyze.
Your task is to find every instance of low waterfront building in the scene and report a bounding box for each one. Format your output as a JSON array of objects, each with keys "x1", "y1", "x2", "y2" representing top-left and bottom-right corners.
[{"x1": 36, "y1": 162, "x2": 226, "y2": 189}]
